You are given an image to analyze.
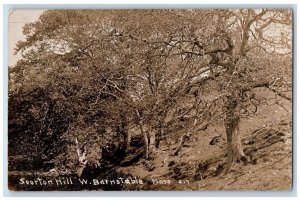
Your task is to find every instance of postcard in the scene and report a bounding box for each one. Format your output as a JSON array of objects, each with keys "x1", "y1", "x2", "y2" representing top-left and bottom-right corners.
[{"x1": 8, "y1": 8, "x2": 292, "y2": 191}]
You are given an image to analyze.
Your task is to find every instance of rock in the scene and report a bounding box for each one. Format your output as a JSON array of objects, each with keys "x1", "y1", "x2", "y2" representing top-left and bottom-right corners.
[
  {"x1": 214, "y1": 164, "x2": 224, "y2": 176},
  {"x1": 141, "y1": 160, "x2": 155, "y2": 172},
  {"x1": 168, "y1": 161, "x2": 176, "y2": 167},
  {"x1": 209, "y1": 135, "x2": 222, "y2": 145},
  {"x1": 130, "y1": 135, "x2": 144, "y2": 148},
  {"x1": 197, "y1": 161, "x2": 210, "y2": 172},
  {"x1": 244, "y1": 139, "x2": 255, "y2": 145},
  {"x1": 193, "y1": 161, "x2": 210, "y2": 180}
]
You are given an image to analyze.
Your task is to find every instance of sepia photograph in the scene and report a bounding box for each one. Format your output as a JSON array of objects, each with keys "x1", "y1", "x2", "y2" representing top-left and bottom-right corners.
[{"x1": 8, "y1": 8, "x2": 293, "y2": 191}]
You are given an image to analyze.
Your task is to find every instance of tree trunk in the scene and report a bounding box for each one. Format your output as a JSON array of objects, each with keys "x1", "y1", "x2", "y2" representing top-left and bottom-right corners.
[
  {"x1": 143, "y1": 130, "x2": 150, "y2": 159},
  {"x1": 136, "y1": 109, "x2": 150, "y2": 159},
  {"x1": 223, "y1": 96, "x2": 248, "y2": 174},
  {"x1": 224, "y1": 118, "x2": 246, "y2": 170},
  {"x1": 154, "y1": 122, "x2": 163, "y2": 148},
  {"x1": 137, "y1": 122, "x2": 149, "y2": 159},
  {"x1": 75, "y1": 137, "x2": 88, "y2": 177},
  {"x1": 154, "y1": 132, "x2": 161, "y2": 148},
  {"x1": 119, "y1": 113, "x2": 129, "y2": 152}
]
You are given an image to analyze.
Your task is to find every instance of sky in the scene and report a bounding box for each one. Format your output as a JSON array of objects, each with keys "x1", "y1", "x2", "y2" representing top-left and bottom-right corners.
[{"x1": 8, "y1": 10, "x2": 45, "y2": 66}]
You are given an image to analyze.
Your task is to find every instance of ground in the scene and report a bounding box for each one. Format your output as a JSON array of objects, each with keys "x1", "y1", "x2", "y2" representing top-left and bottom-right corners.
[{"x1": 117, "y1": 88, "x2": 292, "y2": 191}]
